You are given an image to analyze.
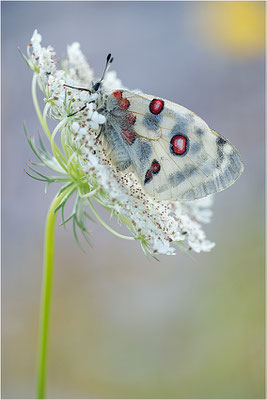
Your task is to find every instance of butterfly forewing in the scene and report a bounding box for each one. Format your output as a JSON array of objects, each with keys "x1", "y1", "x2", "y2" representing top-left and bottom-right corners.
[{"x1": 104, "y1": 90, "x2": 244, "y2": 201}]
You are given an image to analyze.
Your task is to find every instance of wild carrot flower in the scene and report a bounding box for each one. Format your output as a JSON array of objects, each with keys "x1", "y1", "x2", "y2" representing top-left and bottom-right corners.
[{"x1": 21, "y1": 29, "x2": 215, "y2": 257}]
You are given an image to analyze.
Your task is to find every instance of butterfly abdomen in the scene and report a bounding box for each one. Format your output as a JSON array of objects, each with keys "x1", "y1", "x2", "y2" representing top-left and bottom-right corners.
[{"x1": 102, "y1": 122, "x2": 132, "y2": 171}]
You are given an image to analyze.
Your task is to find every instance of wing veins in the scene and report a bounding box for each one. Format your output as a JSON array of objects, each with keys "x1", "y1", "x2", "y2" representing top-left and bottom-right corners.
[
  {"x1": 152, "y1": 144, "x2": 173, "y2": 198},
  {"x1": 156, "y1": 140, "x2": 195, "y2": 190},
  {"x1": 131, "y1": 110, "x2": 181, "y2": 123}
]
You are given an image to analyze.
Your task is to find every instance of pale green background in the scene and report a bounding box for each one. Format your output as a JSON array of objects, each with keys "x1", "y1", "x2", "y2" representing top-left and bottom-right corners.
[{"x1": 2, "y1": 1, "x2": 265, "y2": 398}]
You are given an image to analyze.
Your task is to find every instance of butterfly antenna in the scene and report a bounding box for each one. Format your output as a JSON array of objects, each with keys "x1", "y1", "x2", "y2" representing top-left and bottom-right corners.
[
  {"x1": 101, "y1": 53, "x2": 113, "y2": 81},
  {"x1": 93, "y1": 53, "x2": 113, "y2": 91}
]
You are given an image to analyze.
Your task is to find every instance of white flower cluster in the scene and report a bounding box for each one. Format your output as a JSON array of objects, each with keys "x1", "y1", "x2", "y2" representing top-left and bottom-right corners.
[{"x1": 25, "y1": 30, "x2": 215, "y2": 255}]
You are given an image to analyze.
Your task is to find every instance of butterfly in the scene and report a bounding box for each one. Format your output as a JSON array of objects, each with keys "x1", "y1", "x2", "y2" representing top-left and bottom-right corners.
[{"x1": 65, "y1": 54, "x2": 244, "y2": 201}]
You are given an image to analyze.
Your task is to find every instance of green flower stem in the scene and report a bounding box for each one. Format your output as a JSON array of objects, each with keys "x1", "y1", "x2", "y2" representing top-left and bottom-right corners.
[
  {"x1": 37, "y1": 186, "x2": 74, "y2": 399},
  {"x1": 66, "y1": 152, "x2": 79, "y2": 180},
  {"x1": 92, "y1": 196, "x2": 135, "y2": 231},
  {"x1": 32, "y1": 73, "x2": 66, "y2": 166},
  {"x1": 50, "y1": 118, "x2": 68, "y2": 171},
  {"x1": 42, "y1": 103, "x2": 51, "y2": 134},
  {"x1": 78, "y1": 186, "x2": 100, "y2": 198},
  {"x1": 88, "y1": 198, "x2": 135, "y2": 241},
  {"x1": 60, "y1": 128, "x2": 71, "y2": 160},
  {"x1": 32, "y1": 74, "x2": 51, "y2": 140}
]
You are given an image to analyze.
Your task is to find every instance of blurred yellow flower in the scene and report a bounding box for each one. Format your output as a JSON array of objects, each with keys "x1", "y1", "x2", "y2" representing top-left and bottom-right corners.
[{"x1": 199, "y1": 2, "x2": 264, "y2": 58}]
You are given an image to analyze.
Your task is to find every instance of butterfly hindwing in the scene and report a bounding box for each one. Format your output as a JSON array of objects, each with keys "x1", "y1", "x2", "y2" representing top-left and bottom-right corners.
[{"x1": 104, "y1": 90, "x2": 244, "y2": 201}]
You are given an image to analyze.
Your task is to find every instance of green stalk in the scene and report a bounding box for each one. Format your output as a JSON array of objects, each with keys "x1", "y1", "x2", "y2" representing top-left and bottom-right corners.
[
  {"x1": 36, "y1": 186, "x2": 74, "y2": 398},
  {"x1": 32, "y1": 73, "x2": 66, "y2": 165},
  {"x1": 50, "y1": 118, "x2": 68, "y2": 171},
  {"x1": 88, "y1": 199, "x2": 135, "y2": 241},
  {"x1": 32, "y1": 74, "x2": 51, "y2": 140}
]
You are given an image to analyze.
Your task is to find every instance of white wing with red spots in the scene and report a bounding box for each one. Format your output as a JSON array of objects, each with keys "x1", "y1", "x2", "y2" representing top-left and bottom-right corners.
[{"x1": 104, "y1": 90, "x2": 244, "y2": 201}]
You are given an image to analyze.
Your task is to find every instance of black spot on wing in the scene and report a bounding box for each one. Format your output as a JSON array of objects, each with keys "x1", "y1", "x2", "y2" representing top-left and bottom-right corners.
[
  {"x1": 131, "y1": 138, "x2": 153, "y2": 174},
  {"x1": 216, "y1": 136, "x2": 227, "y2": 147},
  {"x1": 117, "y1": 159, "x2": 132, "y2": 171},
  {"x1": 171, "y1": 122, "x2": 186, "y2": 134},
  {"x1": 139, "y1": 140, "x2": 152, "y2": 164},
  {"x1": 216, "y1": 148, "x2": 224, "y2": 167},
  {"x1": 170, "y1": 122, "x2": 187, "y2": 135},
  {"x1": 170, "y1": 114, "x2": 193, "y2": 135},
  {"x1": 184, "y1": 166, "x2": 197, "y2": 177},
  {"x1": 195, "y1": 128, "x2": 205, "y2": 137},
  {"x1": 142, "y1": 113, "x2": 162, "y2": 131},
  {"x1": 168, "y1": 171, "x2": 185, "y2": 187}
]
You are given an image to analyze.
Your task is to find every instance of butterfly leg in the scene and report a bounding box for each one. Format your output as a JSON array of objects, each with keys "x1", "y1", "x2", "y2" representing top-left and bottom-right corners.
[
  {"x1": 95, "y1": 126, "x2": 103, "y2": 143},
  {"x1": 64, "y1": 84, "x2": 91, "y2": 93},
  {"x1": 67, "y1": 104, "x2": 87, "y2": 117}
]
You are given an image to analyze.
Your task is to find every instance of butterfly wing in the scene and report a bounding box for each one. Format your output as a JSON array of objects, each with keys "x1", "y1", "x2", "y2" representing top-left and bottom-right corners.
[{"x1": 104, "y1": 90, "x2": 244, "y2": 201}]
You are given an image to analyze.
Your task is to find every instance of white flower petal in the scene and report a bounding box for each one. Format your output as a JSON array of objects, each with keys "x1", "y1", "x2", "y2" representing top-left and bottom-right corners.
[
  {"x1": 72, "y1": 122, "x2": 80, "y2": 132},
  {"x1": 92, "y1": 111, "x2": 106, "y2": 125},
  {"x1": 95, "y1": 113, "x2": 106, "y2": 124},
  {"x1": 89, "y1": 120, "x2": 99, "y2": 130}
]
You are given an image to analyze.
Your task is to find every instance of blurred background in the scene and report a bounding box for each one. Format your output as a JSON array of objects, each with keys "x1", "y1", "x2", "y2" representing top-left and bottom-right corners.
[{"x1": 2, "y1": 1, "x2": 265, "y2": 399}]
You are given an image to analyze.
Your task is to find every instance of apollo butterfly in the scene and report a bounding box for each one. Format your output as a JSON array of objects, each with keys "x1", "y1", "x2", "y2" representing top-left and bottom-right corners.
[{"x1": 65, "y1": 54, "x2": 244, "y2": 201}]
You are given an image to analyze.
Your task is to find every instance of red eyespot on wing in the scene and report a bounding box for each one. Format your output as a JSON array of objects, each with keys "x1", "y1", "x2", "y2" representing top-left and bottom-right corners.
[
  {"x1": 119, "y1": 98, "x2": 130, "y2": 110},
  {"x1": 113, "y1": 91, "x2": 130, "y2": 110},
  {"x1": 151, "y1": 160, "x2": 161, "y2": 174},
  {"x1": 113, "y1": 91, "x2": 122, "y2": 100},
  {"x1": 149, "y1": 99, "x2": 164, "y2": 115},
  {"x1": 122, "y1": 127, "x2": 136, "y2": 144},
  {"x1": 144, "y1": 169, "x2": 153, "y2": 184},
  {"x1": 126, "y1": 113, "x2": 136, "y2": 125},
  {"x1": 170, "y1": 134, "x2": 189, "y2": 156}
]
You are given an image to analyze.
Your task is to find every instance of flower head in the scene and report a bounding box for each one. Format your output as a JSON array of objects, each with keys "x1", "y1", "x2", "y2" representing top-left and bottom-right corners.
[{"x1": 21, "y1": 30, "x2": 215, "y2": 256}]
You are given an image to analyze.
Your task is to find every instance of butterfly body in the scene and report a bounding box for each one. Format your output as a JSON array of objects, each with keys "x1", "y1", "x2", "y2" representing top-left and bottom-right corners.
[{"x1": 99, "y1": 89, "x2": 243, "y2": 201}]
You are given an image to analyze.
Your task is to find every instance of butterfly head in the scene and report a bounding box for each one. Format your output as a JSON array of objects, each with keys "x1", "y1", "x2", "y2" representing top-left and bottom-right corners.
[{"x1": 92, "y1": 53, "x2": 113, "y2": 94}]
